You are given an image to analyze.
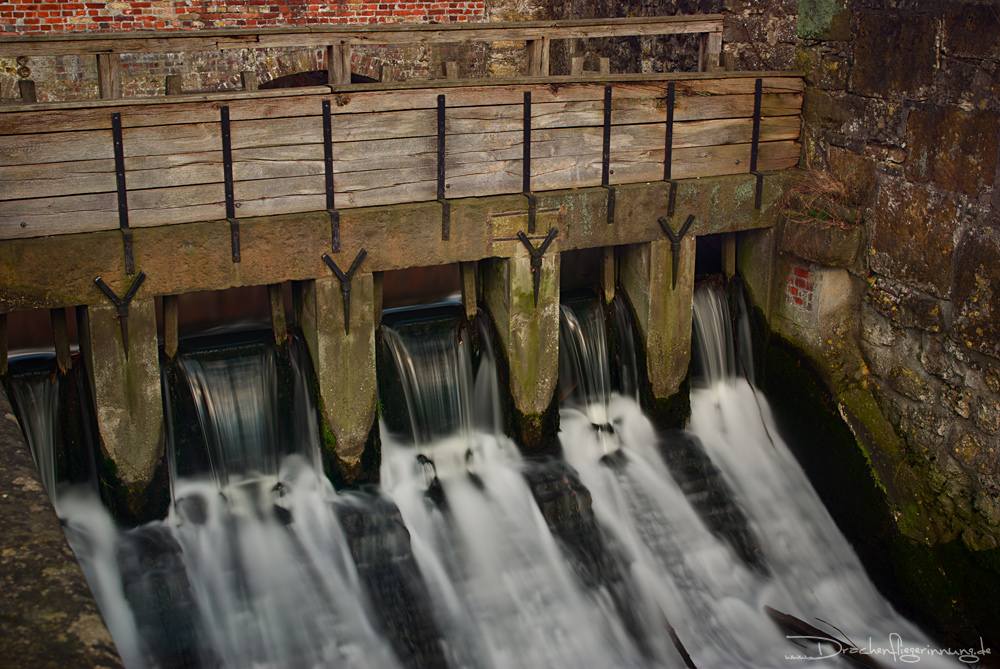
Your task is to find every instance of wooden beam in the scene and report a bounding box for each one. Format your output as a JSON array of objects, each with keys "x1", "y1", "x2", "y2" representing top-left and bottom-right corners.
[
  {"x1": 240, "y1": 71, "x2": 259, "y2": 92},
  {"x1": 50, "y1": 307, "x2": 72, "y2": 374},
  {"x1": 0, "y1": 16, "x2": 726, "y2": 57},
  {"x1": 268, "y1": 283, "x2": 287, "y2": 344},
  {"x1": 601, "y1": 246, "x2": 615, "y2": 304},
  {"x1": 163, "y1": 295, "x2": 178, "y2": 359},
  {"x1": 96, "y1": 53, "x2": 122, "y2": 99},
  {"x1": 18, "y1": 79, "x2": 36, "y2": 104},
  {"x1": 526, "y1": 37, "x2": 550, "y2": 76},
  {"x1": 165, "y1": 74, "x2": 183, "y2": 96},
  {"x1": 461, "y1": 261, "x2": 477, "y2": 320},
  {"x1": 0, "y1": 313, "x2": 6, "y2": 376},
  {"x1": 327, "y1": 43, "x2": 351, "y2": 87},
  {"x1": 443, "y1": 61, "x2": 459, "y2": 80},
  {"x1": 0, "y1": 174, "x2": 799, "y2": 312}
]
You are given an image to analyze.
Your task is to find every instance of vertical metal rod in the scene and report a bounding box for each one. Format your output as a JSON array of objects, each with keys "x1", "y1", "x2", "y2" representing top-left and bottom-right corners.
[
  {"x1": 523, "y1": 91, "x2": 535, "y2": 234},
  {"x1": 323, "y1": 99, "x2": 335, "y2": 211},
  {"x1": 750, "y1": 78, "x2": 762, "y2": 174},
  {"x1": 522, "y1": 91, "x2": 532, "y2": 195},
  {"x1": 322, "y1": 99, "x2": 341, "y2": 252},
  {"x1": 221, "y1": 106, "x2": 235, "y2": 220},
  {"x1": 438, "y1": 94, "x2": 450, "y2": 240},
  {"x1": 750, "y1": 78, "x2": 763, "y2": 209},
  {"x1": 111, "y1": 112, "x2": 135, "y2": 275},
  {"x1": 664, "y1": 82, "x2": 675, "y2": 181},
  {"x1": 437, "y1": 94, "x2": 446, "y2": 201},
  {"x1": 111, "y1": 113, "x2": 129, "y2": 230},
  {"x1": 221, "y1": 106, "x2": 240, "y2": 262},
  {"x1": 602, "y1": 85, "x2": 612, "y2": 187}
]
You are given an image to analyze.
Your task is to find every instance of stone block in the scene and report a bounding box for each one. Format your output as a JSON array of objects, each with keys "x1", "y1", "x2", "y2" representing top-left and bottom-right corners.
[
  {"x1": 869, "y1": 179, "x2": 959, "y2": 299},
  {"x1": 867, "y1": 275, "x2": 947, "y2": 333},
  {"x1": 298, "y1": 274, "x2": 377, "y2": 485},
  {"x1": 481, "y1": 252, "x2": 560, "y2": 452},
  {"x1": 905, "y1": 106, "x2": 999, "y2": 197},
  {"x1": 780, "y1": 218, "x2": 861, "y2": 267},
  {"x1": 951, "y1": 226, "x2": 1000, "y2": 359},
  {"x1": 80, "y1": 298, "x2": 164, "y2": 489},
  {"x1": 620, "y1": 236, "x2": 695, "y2": 400},
  {"x1": 827, "y1": 145, "x2": 876, "y2": 207},
  {"x1": 798, "y1": 0, "x2": 851, "y2": 40},
  {"x1": 942, "y1": 2, "x2": 1000, "y2": 60},
  {"x1": 852, "y1": 12, "x2": 936, "y2": 98}
]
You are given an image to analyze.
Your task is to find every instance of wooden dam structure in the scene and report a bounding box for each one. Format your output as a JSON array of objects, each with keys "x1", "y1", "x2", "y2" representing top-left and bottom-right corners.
[{"x1": 0, "y1": 16, "x2": 804, "y2": 503}]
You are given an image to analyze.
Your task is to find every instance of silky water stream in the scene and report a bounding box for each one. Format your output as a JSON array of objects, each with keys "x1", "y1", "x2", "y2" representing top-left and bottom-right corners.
[{"x1": 7, "y1": 286, "x2": 962, "y2": 668}]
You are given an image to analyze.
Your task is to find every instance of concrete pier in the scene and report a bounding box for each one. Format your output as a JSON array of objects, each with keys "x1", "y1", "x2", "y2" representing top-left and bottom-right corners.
[
  {"x1": 77, "y1": 297, "x2": 167, "y2": 521},
  {"x1": 482, "y1": 251, "x2": 561, "y2": 454},
  {"x1": 297, "y1": 273, "x2": 379, "y2": 485},
  {"x1": 620, "y1": 235, "x2": 696, "y2": 423}
]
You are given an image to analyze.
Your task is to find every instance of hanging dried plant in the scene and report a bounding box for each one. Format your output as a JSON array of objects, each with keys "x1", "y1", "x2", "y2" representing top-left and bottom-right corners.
[{"x1": 781, "y1": 169, "x2": 860, "y2": 230}]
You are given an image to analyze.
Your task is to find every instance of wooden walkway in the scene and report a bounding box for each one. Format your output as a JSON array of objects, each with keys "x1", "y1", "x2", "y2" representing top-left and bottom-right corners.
[{"x1": 0, "y1": 72, "x2": 802, "y2": 239}]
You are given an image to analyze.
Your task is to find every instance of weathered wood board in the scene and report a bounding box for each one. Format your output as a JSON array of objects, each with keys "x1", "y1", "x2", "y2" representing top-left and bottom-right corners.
[{"x1": 0, "y1": 74, "x2": 802, "y2": 239}]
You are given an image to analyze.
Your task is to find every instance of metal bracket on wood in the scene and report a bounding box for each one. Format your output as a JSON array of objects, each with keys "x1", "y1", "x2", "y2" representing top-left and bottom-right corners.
[
  {"x1": 322, "y1": 99, "x2": 341, "y2": 253},
  {"x1": 658, "y1": 215, "x2": 694, "y2": 289},
  {"x1": 749, "y1": 78, "x2": 764, "y2": 210},
  {"x1": 601, "y1": 85, "x2": 616, "y2": 226},
  {"x1": 220, "y1": 106, "x2": 241, "y2": 262},
  {"x1": 94, "y1": 271, "x2": 146, "y2": 360},
  {"x1": 517, "y1": 228, "x2": 558, "y2": 307},
  {"x1": 322, "y1": 249, "x2": 366, "y2": 334},
  {"x1": 111, "y1": 112, "x2": 135, "y2": 275},
  {"x1": 523, "y1": 91, "x2": 536, "y2": 234},
  {"x1": 662, "y1": 82, "x2": 679, "y2": 218},
  {"x1": 437, "y1": 94, "x2": 451, "y2": 240}
]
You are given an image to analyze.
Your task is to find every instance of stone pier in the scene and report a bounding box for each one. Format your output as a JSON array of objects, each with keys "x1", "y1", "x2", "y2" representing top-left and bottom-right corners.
[
  {"x1": 297, "y1": 273, "x2": 379, "y2": 486},
  {"x1": 77, "y1": 297, "x2": 167, "y2": 522},
  {"x1": 482, "y1": 250, "x2": 561, "y2": 455},
  {"x1": 620, "y1": 235, "x2": 696, "y2": 425}
]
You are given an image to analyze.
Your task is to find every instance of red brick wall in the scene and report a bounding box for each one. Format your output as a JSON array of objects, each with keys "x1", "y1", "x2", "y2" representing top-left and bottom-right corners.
[{"x1": 0, "y1": 1, "x2": 485, "y2": 34}]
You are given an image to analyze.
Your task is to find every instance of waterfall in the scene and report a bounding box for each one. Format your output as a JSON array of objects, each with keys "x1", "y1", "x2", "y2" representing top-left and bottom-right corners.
[
  {"x1": 8, "y1": 360, "x2": 60, "y2": 501},
  {"x1": 380, "y1": 310, "x2": 654, "y2": 668},
  {"x1": 179, "y1": 342, "x2": 282, "y2": 488},
  {"x1": 559, "y1": 283, "x2": 958, "y2": 667},
  {"x1": 33, "y1": 288, "x2": 962, "y2": 668}
]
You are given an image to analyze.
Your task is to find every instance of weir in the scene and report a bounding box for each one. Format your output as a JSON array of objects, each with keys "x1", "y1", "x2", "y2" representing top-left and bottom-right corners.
[
  {"x1": 3, "y1": 15, "x2": 958, "y2": 668},
  {"x1": 0, "y1": 16, "x2": 803, "y2": 496}
]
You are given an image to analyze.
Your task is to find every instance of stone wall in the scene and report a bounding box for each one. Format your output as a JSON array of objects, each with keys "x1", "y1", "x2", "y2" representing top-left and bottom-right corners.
[
  {"x1": 788, "y1": 0, "x2": 1000, "y2": 551},
  {"x1": 0, "y1": 0, "x2": 486, "y2": 102}
]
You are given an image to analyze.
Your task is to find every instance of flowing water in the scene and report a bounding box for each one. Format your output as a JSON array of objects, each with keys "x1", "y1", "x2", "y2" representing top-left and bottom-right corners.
[{"x1": 8, "y1": 286, "x2": 963, "y2": 668}]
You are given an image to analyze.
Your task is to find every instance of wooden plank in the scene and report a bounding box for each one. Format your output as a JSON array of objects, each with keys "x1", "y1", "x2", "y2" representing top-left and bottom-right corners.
[
  {"x1": 241, "y1": 71, "x2": 259, "y2": 92},
  {"x1": 0, "y1": 16, "x2": 725, "y2": 56},
  {"x1": 97, "y1": 54, "x2": 123, "y2": 99},
  {"x1": 163, "y1": 295, "x2": 178, "y2": 359},
  {"x1": 0, "y1": 77, "x2": 802, "y2": 135},
  {"x1": 327, "y1": 44, "x2": 351, "y2": 86},
  {"x1": 526, "y1": 38, "x2": 551, "y2": 76},
  {"x1": 0, "y1": 91, "x2": 800, "y2": 174},
  {"x1": 0, "y1": 116, "x2": 798, "y2": 203},
  {"x1": 165, "y1": 74, "x2": 183, "y2": 96},
  {"x1": 18, "y1": 80, "x2": 36, "y2": 104}
]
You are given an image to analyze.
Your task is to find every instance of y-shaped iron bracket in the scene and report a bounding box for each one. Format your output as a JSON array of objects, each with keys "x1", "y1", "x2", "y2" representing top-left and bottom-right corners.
[
  {"x1": 517, "y1": 228, "x2": 558, "y2": 307},
  {"x1": 658, "y1": 215, "x2": 694, "y2": 289},
  {"x1": 322, "y1": 249, "x2": 366, "y2": 334},
  {"x1": 94, "y1": 271, "x2": 146, "y2": 360}
]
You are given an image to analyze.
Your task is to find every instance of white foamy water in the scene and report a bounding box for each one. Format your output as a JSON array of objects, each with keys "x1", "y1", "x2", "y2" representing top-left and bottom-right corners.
[{"x1": 11, "y1": 289, "x2": 968, "y2": 668}]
